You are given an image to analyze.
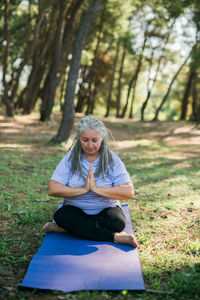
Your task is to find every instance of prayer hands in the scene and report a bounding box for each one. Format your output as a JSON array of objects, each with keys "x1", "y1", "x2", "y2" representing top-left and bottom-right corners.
[{"x1": 84, "y1": 166, "x2": 97, "y2": 193}]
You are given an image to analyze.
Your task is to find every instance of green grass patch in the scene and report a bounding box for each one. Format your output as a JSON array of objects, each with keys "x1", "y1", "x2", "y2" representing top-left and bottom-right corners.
[{"x1": 0, "y1": 120, "x2": 200, "y2": 299}]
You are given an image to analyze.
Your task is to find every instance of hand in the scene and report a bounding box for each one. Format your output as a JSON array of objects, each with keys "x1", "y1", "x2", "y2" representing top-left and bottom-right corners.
[
  {"x1": 88, "y1": 166, "x2": 97, "y2": 192},
  {"x1": 83, "y1": 170, "x2": 90, "y2": 193}
]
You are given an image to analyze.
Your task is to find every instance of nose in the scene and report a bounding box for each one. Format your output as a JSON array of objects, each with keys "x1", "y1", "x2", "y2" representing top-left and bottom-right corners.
[{"x1": 88, "y1": 140, "x2": 92, "y2": 147}]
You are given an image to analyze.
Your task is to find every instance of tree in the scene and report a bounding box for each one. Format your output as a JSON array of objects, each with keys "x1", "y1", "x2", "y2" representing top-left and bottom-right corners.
[
  {"x1": 180, "y1": 69, "x2": 196, "y2": 120},
  {"x1": 116, "y1": 48, "x2": 126, "y2": 117},
  {"x1": 153, "y1": 49, "x2": 192, "y2": 121},
  {"x1": 140, "y1": 19, "x2": 176, "y2": 120},
  {"x1": 40, "y1": 0, "x2": 84, "y2": 121},
  {"x1": 120, "y1": 19, "x2": 149, "y2": 119},
  {"x1": 2, "y1": 0, "x2": 13, "y2": 117},
  {"x1": 104, "y1": 40, "x2": 120, "y2": 117},
  {"x1": 52, "y1": 0, "x2": 105, "y2": 143}
]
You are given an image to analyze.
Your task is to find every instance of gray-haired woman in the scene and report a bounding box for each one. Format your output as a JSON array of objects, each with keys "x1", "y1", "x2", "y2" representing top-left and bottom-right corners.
[{"x1": 42, "y1": 116, "x2": 139, "y2": 248}]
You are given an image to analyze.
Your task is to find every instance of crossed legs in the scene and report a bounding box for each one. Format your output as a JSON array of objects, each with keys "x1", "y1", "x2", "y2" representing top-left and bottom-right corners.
[{"x1": 42, "y1": 205, "x2": 139, "y2": 248}]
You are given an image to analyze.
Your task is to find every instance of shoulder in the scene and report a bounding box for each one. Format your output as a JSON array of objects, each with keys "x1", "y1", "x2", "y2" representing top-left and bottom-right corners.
[
  {"x1": 60, "y1": 150, "x2": 72, "y2": 166},
  {"x1": 111, "y1": 151, "x2": 122, "y2": 163},
  {"x1": 65, "y1": 150, "x2": 72, "y2": 160}
]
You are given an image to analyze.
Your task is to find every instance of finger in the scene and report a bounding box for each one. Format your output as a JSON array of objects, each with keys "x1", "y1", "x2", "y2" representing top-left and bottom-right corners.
[{"x1": 89, "y1": 166, "x2": 93, "y2": 178}]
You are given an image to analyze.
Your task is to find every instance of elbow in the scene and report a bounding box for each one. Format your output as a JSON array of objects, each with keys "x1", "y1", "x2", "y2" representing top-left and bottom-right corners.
[
  {"x1": 130, "y1": 189, "x2": 134, "y2": 199},
  {"x1": 48, "y1": 189, "x2": 53, "y2": 197},
  {"x1": 127, "y1": 184, "x2": 135, "y2": 200},
  {"x1": 127, "y1": 189, "x2": 134, "y2": 200},
  {"x1": 47, "y1": 188, "x2": 53, "y2": 197},
  {"x1": 127, "y1": 185, "x2": 134, "y2": 199},
  {"x1": 47, "y1": 182, "x2": 54, "y2": 196}
]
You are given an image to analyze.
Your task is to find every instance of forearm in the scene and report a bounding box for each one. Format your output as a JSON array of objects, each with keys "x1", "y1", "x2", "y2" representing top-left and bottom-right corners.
[
  {"x1": 48, "y1": 180, "x2": 87, "y2": 198},
  {"x1": 93, "y1": 183, "x2": 134, "y2": 200}
]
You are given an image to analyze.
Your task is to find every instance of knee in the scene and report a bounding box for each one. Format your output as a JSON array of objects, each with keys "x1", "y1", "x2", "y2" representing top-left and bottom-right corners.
[
  {"x1": 106, "y1": 214, "x2": 126, "y2": 232},
  {"x1": 54, "y1": 208, "x2": 64, "y2": 226},
  {"x1": 114, "y1": 217, "x2": 126, "y2": 232},
  {"x1": 54, "y1": 206, "x2": 72, "y2": 227}
]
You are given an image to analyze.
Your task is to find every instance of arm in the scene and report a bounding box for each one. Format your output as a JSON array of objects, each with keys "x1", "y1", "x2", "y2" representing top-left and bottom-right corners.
[
  {"x1": 93, "y1": 182, "x2": 134, "y2": 200},
  {"x1": 88, "y1": 166, "x2": 134, "y2": 200},
  {"x1": 48, "y1": 180, "x2": 89, "y2": 198}
]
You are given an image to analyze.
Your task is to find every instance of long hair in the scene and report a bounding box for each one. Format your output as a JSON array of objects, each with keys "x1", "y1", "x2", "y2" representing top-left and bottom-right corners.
[{"x1": 69, "y1": 116, "x2": 114, "y2": 179}]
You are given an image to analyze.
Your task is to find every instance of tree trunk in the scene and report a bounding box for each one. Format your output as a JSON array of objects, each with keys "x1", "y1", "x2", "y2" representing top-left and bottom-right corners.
[
  {"x1": 105, "y1": 40, "x2": 120, "y2": 117},
  {"x1": 121, "y1": 26, "x2": 148, "y2": 118},
  {"x1": 141, "y1": 19, "x2": 176, "y2": 121},
  {"x1": 2, "y1": 0, "x2": 13, "y2": 117},
  {"x1": 60, "y1": 0, "x2": 84, "y2": 63},
  {"x1": 22, "y1": 2, "x2": 56, "y2": 114},
  {"x1": 140, "y1": 46, "x2": 155, "y2": 121},
  {"x1": 190, "y1": 72, "x2": 199, "y2": 122},
  {"x1": 52, "y1": 0, "x2": 105, "y2": 143},
  {"x1": 23, "y1": 63, "x2": 47, "y2": 114},
  {"x1": 40, "y1": 0, "x2": 84, "y2": 121},
  {"x1": 129, "y1": 79, "x2": 137, "y2": 118},
  {"x1": 85, "y1": 2, "x2": 106, "y2": 115},
  {"x1": 40, "y1": 1, "x2": 67, "y2": 121},
  {"x1": 180, "y1": 70, "x2": 195, "y2": 120},
  {"x1": 116, "y1": 48, "x2": 126, "y2": 117},
  {"x1": 153, "y1": 50, "x2": 192, "y2": 121},
  {"x1": 75, "y1": 65, "x2": 88, "y2": 112},
  {"x1": 13, "y1": 1, "x2": 51, "y2": 110}
]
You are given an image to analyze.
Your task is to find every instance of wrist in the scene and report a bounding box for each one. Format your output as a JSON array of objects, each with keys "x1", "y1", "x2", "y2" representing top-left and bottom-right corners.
[
  {"x1": 92, "y1": 185, "x2": 99, "y2": 194},
  {"x1": 82, "y1": 186, "x2": 89, "y2": 194}
]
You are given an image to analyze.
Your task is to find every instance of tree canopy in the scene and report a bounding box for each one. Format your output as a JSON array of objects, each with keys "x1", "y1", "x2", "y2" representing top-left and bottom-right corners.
[{"x1": 0, "y1": 0, "x2": 199, "y2": 142}]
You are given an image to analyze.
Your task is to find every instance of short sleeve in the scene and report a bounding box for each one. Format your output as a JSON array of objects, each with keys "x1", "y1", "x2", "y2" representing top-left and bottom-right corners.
[
  {"x1": 50, "y1": 152, "x2": 71, "y2": 185},
  {"x1": 110, "y1": 153, "x2": 132, "y2": 186}
]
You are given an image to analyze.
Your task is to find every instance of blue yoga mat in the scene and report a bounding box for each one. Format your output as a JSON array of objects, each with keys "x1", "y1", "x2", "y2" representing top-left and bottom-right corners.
[{"x1": 20, "y1": 204, "x2": 145, "y2": 292}]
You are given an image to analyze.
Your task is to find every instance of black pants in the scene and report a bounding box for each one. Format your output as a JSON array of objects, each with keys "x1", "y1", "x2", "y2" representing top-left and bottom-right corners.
[{"x1": 54, "y1": 205, "x2": 126, "y2": 242}]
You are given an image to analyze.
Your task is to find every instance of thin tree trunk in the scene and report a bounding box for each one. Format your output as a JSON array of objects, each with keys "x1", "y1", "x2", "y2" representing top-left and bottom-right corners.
[
  {"x1": 2, "y1": 0, "x2": 13, "y2": 117},
  {"x1": 180, "y1": 70, "x2": 195, "y2": 120},
  {"x1": 22, "y1": 2, "x2": 56, "y2": 114},
  {"x1": 52, "y1": 0, "x2": 105, "y2": 143},
  {"x1": 129, "y1": 79, "x2": 137, "y2": 118},
  {"x1": 116, "y1": 48, "x2": 126, "y2": 117},
  {"x1": 190, "y1": 72, "x2": 198, "y2": 122},
  {"x1": 86, "y1": 1, "x2": 106, "y2": 115},
  {"x1": 75, "y1": 65, "x2": 88, "y2": 112},
  {"x1": 105, "y1": 40, "x2": 120, "y2": 117},
  {"x1": 121, "y1": 26, "x2": 148, "y2": 118},
  {"x1": 40, "y1": 0, "x2": 84, "y2": 121},
  {"x1": 153, "y1": 50, "x2": 192, "y2": 121},
  {"x1": 60, "y1": 0, "x2": 84, "y2": 63},
  {"x1": 40, "y1": 1, "x2": 67, "y2": 121},
  {"x1": 140, "y1": 46, "x2": 155, "y2": 120},
  {"x1": 141, "y1": 19, "x2": 176, "y2": 121}
]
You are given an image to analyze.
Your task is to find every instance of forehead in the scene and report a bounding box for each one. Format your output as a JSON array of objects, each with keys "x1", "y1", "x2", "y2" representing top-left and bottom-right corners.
[{"x1": 80, "y1": 129, "x2": 102, "y2": 139}]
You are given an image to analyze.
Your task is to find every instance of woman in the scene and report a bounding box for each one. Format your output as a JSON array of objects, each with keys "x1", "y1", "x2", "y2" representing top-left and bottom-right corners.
[{"x1": 43, "y1": 116, "x2": 139, "y2": 248}]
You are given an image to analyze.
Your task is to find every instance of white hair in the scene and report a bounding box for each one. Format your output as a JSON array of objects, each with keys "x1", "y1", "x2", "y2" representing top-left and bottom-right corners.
[{"x1": 69, "y1": 116, "x2": 114, "y2": 179}]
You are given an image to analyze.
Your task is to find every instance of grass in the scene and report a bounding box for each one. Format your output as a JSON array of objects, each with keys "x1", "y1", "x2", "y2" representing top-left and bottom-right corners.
[{"x1": 0, "y1": 114, "x2": 200, "y2": 299}]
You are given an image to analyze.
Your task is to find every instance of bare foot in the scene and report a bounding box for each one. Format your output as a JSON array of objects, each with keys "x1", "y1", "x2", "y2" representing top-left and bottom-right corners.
[
  {"x1": 42, "y1": 222, "x2": 67, "y2": 233},
  {"x1": 114, "y1": 232, "x2": 139, "y2": 248}
]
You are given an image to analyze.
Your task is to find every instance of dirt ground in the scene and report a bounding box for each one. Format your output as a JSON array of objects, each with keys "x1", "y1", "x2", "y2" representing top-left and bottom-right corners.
[{"x1": 0, "y1": 112, "x2": 200, "y2": 159}]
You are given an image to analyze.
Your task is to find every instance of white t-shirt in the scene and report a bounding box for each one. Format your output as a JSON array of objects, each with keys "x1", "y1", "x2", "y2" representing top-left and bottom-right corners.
[{"x1": 51, "y1": 151, "x2": 132, "y2": 215}]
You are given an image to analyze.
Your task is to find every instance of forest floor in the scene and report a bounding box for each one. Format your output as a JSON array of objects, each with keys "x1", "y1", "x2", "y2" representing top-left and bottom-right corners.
[{"x1": 0, "y1": 111, "x2": 200, "y2": 300}]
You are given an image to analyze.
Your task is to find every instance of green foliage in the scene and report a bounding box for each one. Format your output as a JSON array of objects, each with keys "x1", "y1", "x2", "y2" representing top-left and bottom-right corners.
[{"x1": 1, "y1": 0, "x2": 199, "y2": 122}]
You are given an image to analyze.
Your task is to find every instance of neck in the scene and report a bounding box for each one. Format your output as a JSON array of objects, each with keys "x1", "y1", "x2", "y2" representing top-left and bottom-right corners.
[{"x1": 84, "y1": 153, "x2": 99, "y2": 163}]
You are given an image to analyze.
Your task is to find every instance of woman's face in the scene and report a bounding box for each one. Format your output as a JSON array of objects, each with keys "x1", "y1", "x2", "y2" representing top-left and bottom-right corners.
[{"x1": 80, "y1": 129, "x2": 102, "y2": 157}]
